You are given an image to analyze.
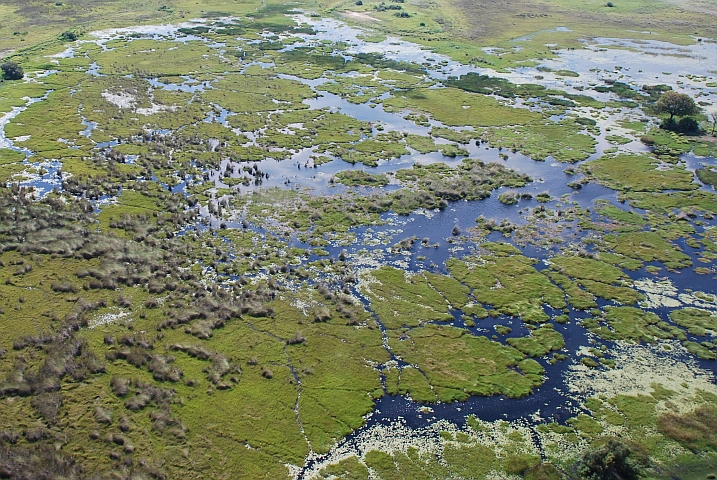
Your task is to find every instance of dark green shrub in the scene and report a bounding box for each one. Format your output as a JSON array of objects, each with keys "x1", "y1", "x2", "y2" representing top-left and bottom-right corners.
[
  {"x1": 59, "y1": 31, "x2": 77, "y2": 41},
  {"x1": 577, "y1": 438, "x2": 644, "y2": 480},
  {"x1": 0, "y1": 62, "x2": 23, "y2": 80}
]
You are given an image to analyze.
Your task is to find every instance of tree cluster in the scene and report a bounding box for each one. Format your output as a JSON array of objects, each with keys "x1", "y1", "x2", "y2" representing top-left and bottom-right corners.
[{"x1": 654, "y1": 91, "x2": 701, "y2": 133}]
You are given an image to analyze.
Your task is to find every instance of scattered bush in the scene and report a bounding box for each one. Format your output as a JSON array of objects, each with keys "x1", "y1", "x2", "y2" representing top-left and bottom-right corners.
[
  {"x1": 126, "y1": 393, "x2": 151, "y2": 411},
  {"x1": 0, "y1": 430, "x2": 19, "y2": 445},
  {"x1": 118, "y1": 415, "x2": 130, "y2": 433},
  {"x1": 499, "y1": 191, "x2": 519, "y2": 205},
  {"x1": 147, "y1": 355, "x2": 182, "y2": 382},
  {"x1": 30, "y1": 393, "x2": 62, "y2": 425},
  {"x1": 312, "y1": 306, "x2": 331, "y2": 323},
  {"x1": 51, "y1": 282, "x2": 78, "y2": 293},
  {"x1": 94, "y1": 407, "x2": 113, "y2": 425},
  {"x1": 110, "y1": 376, "x2": 130, "y2": 397},
  {"x1": 23, "y1": 427, "x2": 48, "y2": 443},
  {"x1": 524, "y1": 463, "x2": 565, "y2": 479},
  {"x1": 287, "y1": 332, "x2": 307, "y2": 345},
  {"x1": 0, "y1": 444, "x2": 80, "y2": 479}
]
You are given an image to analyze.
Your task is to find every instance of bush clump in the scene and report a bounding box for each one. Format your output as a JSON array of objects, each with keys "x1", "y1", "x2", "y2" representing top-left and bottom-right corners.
[
  {"x1": 1, "y1": 62, "x2": 24, "y2": 81},
  {"x1": 577, "y1": 438, "x2": 644, "y2": 480}
]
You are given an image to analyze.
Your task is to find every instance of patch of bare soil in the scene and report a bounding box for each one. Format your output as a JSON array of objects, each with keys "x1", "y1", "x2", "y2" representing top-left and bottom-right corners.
[
  {"x1": 340, "y1": 10, "x2": 382, "y2": 22},
  {"x1": 696, "y1": 135, "x2": 717, "y2": 144}
]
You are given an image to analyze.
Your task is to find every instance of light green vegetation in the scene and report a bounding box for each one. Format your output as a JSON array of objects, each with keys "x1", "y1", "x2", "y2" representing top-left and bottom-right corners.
[
  {"x1": 93, "y1": 39, "x2": 228, "y2": 77},
  {"x1": 670, "y1": 308, "x2": 717, "y2": 337},
  {"x1": 581, "y1": 306, "x2": 676, "y2": 343},
  {"x1": 439, "y1": 143, "x2": 469, "y2": 158},
  {"x1": 596, "y1": 203, "x2": 647, "y2": 230},
  {"x1": 404, "y1": 134, "x2": 440, "y2": 153},
  {"x1": 383, "y1": 87, "x2": 541, "y2": 127},
  {"x1": 567, "y1": 414, "x2": 604, "y2": 437},
  {"x1": 548, "y1": 255, "x2": 642, "y2": 305},
  {"x1": 316, "y1": 73, "x2": 392, "y2": 104},
  {"x1": 448, "y1": 251, "x2": 565, "y2": 323},
  {"x1": 202, "y1": 71, "x2": 316, "y2": 112},
  {"x1": 580, "y1": 306, "x2": 717, "y2": 359},
  {"x1": 697, "y1": 166, "x2": 717, "y2": 188},
  {"x1": 360, "y1": 266, "x2": 456, "y2": 329},
  {"x1": 498, "y1": 191, "x2": 520, "y2": 205},
  {"x1": 333, "y1": 170, "x2": 389, "y2": 187},
  {"x1": 0, "y1": 149, "x2": 25, "y2": 165},
  {"x1": 604, "y1": 231, "x2": 692, "y2": 269},
  {"x1": 361, "y1": 266, "x2": 553, "y2": 401},
  {"x1": 486, "y1": 118, "x2": 597, "y2": 163},
  {"x1": 0, "y1": 148, "x2": 27, "y2": 182},
  {"x1": 506, "y1": 324, "x2": 565, "y2": 357},
  {"x1": 623, "y1": 190, "x2": 717, "y2": 215},
  {"x1": 641, "y1": 128, "x2": 717, "y2": 158},
  {"x1": 383, "y1": 72, "x2": 598, "y2": 162},
  {"x1": 606, "y1": 134, "x2": 633, "y2": 145},
  {"x1": 388, "y1": 325, "x2": 545, "y2": 400},
  {"x1": 583, "y1": 153, "x2": 697, "y2": 192},
  {"x1": 429, "y1": 127, "x2": 477, "y2": 144},
  {"x1": 5, "y1": 86, "x2": 89, "y2": 162},
  {"x1": 329, "y1": 133, "x2": 410, "y2": 166}
]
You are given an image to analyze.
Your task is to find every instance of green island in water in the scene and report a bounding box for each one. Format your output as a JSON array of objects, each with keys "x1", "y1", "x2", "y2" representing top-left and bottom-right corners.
[{"x1": 1, "y1": 0, "x2": 717, "y2": 478}]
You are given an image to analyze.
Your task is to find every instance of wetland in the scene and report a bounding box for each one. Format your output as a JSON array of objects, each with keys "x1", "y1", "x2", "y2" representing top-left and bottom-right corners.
[{"x1": 1, "y1": 0, "x2": 717, "y2": 478}]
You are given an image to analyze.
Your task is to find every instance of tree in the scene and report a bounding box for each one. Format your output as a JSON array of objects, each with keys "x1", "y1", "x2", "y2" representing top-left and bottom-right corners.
[
  {"x1": 709, "y1": 111, "x2": 717, "y2": 136},
  {"x1": 654, "y1": 91, "x2": 699, "y2": 121},
  {"x1": 0, "y1": 62, "x2": 24, "y2": 81}
]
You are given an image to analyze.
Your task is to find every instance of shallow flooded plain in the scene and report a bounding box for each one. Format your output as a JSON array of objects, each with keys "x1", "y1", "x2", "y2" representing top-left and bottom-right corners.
[{"x1": 1, "y1": 3, "x2": 717, "y2": 479}]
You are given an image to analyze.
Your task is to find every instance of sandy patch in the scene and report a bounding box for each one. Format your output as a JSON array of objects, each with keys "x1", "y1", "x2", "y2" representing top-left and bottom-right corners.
[
  {"x1": 340, "y1": 11, "x2": 382, "y2": 22},
  {"x1": 89, "y1": 309, "x2": 132, "y2": 328},
  {"x1": 101, "y1": 90, "x2": 177, "y2": 116},
  {"x1": 136, "y1": 104, "x2": 178, "y2": 115},
  {"x1": 102, "y1": 91, "x2": 137, "y2": 109}
]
